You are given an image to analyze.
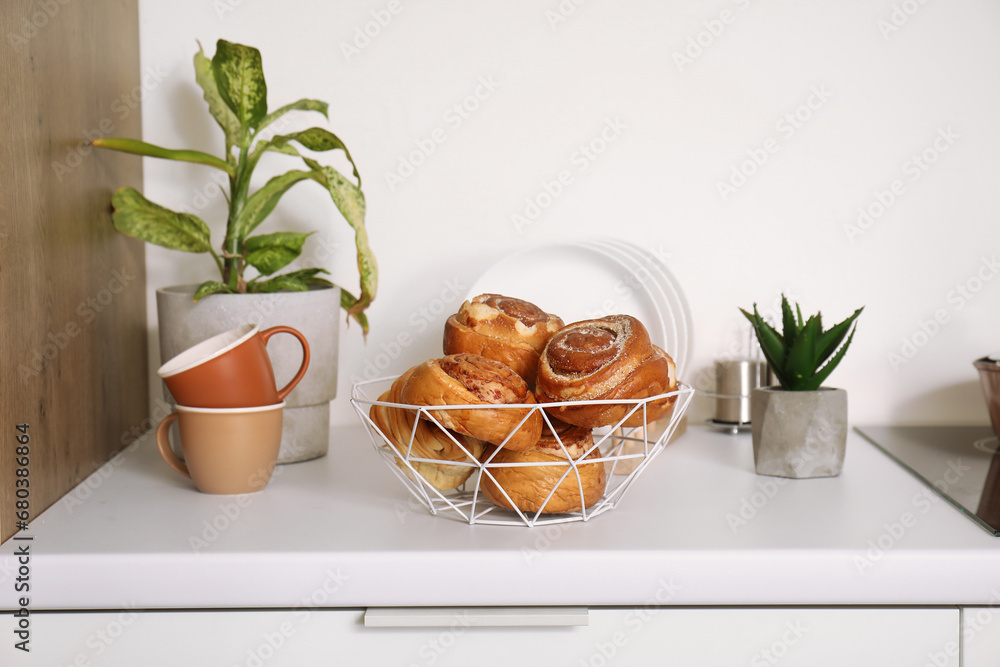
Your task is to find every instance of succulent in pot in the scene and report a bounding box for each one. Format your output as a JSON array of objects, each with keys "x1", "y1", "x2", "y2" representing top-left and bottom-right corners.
[
  {"x1": 739, "y1": 295, "x2": 863, "y2": 478},
  {"x1": 740, "y1": 295, "x2": 863, "y2": 392},
  {"x1": 91, "y1": 38, "x2": 377, "y2": 334}
]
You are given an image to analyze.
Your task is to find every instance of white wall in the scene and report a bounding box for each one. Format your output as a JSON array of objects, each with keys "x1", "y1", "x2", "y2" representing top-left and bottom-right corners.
[{"x1": 136, "y1": 0, "x2": 1000, "y2": 428}]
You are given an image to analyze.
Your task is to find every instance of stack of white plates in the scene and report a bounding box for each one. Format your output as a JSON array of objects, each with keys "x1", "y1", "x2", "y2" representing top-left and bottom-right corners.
[{"x1": 465, "y1": 238, "x2": 692, "y2": 379}]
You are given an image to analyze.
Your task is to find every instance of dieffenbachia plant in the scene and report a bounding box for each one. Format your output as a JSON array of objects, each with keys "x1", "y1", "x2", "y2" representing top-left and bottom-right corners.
[
  {"x1": 740, "y1": 294, "x2": 863, "y2": 391},
  {"x1": 92, "y1": 39, "x2": 377, "y2": 334}
]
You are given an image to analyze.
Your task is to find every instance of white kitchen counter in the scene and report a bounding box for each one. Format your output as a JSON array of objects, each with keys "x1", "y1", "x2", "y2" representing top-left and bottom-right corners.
[{"x1": 3, "y1": 424, "x2": 999, "y2": 611}]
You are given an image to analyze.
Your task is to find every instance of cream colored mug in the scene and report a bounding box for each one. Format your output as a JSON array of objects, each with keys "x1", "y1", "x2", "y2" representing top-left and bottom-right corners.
[{"x1": 155, "y1": 403, "x2": 284, "y2": 494}]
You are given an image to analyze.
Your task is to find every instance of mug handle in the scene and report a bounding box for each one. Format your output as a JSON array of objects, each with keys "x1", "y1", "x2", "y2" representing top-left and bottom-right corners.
[
  {"x1": 156, "y1": 413, "x2": 191, "y2": 479},
  {"x1": 260, "y1": 326, "x2": 311, "y2": 401}
]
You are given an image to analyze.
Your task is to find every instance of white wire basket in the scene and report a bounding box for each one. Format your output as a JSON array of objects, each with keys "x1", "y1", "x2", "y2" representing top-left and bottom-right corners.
[{"x1": 352, "y1": 376, "x2": 694, "y2": 527}]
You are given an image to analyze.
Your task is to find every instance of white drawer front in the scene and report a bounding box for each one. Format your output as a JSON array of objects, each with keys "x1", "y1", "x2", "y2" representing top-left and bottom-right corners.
[
  {"x1": 5, "y1": 606, "x2": 957, "y2": 666},
  {"x1": 962, "y1": 605, "x2": 1000, "y2": 667}
]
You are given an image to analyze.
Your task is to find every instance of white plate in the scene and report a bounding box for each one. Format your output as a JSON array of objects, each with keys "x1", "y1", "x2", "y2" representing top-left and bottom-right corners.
[
  {"x1": 575, "y1": 241, "x2": 670, "y2": 347},
  {"x1": 465, "y1": 241, "x2": 691, "y2": 379},
  {"x1": 466, "y1": 243, "x2": 662, "y2": 329},
  {"x1": 585, "y1": 239, "x2": 693, "y2": 378}
]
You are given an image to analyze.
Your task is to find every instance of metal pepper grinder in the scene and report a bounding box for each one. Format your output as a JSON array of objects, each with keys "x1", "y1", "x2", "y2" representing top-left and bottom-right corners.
[
  {"x1": 711, "y1": 326, "x2": 773, "y2": 433},
  {"x1": 714, "y1": 358, "x2": 771, "y2": 426}
]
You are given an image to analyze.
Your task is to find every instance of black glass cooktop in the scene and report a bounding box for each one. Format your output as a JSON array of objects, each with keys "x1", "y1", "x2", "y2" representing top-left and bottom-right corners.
[{"x1": 856, "y1": 425, "x2": 1000, "y2": 536}]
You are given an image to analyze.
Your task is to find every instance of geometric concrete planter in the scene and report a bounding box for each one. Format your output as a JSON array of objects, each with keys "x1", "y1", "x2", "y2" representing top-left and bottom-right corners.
[
  {"x1": 156, "y1": 284, "x2": 340, "y2": 464},
  {"x1": 750, "y1": 386, "x2": 847, "y2": 479}
]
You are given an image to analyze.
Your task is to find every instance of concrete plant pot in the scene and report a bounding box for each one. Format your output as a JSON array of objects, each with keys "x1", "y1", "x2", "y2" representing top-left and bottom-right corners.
[
  {"x1": 156, "y1": 284, "x2": 340, "y2": 463},
  {"x1": 750, "y1": 386, "x2": 847, "y2": 479}
]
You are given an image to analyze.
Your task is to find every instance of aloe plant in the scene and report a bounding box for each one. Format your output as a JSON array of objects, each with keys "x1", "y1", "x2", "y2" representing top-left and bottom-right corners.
[
  {"x1": 740, "y1": 295, "x2": 863, "y2": 391},
  {"x1": 91, "y1": 39, "x2": 376, "y2": 334}
]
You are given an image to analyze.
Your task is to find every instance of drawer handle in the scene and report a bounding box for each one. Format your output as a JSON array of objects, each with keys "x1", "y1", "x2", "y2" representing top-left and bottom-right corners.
[{"x1": 364, "y1": 606, "x2": 589, "y2": 628}]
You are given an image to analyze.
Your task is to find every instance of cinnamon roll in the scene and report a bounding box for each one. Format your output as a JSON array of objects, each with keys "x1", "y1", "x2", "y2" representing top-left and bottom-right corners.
[
  {"x1": 399, "y1": 353, "x2": 543, "y2": 451},
  {"x1": 535, "y1": 315, "x2": 677, "y2": 429},
  {"x1": 443, "y1": 294, "x2": 563, "y2": 385},
  {"x1": 369, "y1": 369, "x2": 483, "y2": 491},
  {"x1": 480, "y1": 418, "x2": 606, "y2": 514}
]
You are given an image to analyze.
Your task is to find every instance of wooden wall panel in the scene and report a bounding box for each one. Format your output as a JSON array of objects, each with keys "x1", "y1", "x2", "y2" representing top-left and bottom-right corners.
[{"x1": 0, "y1": 0, "x2": 147, "y2": 543}]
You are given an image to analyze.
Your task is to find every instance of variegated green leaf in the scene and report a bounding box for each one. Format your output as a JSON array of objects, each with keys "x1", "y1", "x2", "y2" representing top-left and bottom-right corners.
[
  {"x1": 261, "y1": 142, "x2": 302, "y2": 157},
  {"x1": 258, "y1": 98, "x2": 329, "y2": 133},
  {"x1": 91, "y1": 137, "x2": 233, "y2": 175},
  {"x1": 277, "y1": 268, "x2": 332, "y2": 285},
  {"x1": 234, "y1": 170, "x2": 313, "y2": 239},
  {"x1": 211, "y1": 40, "x2": 267, "y2": 135},
  {"x1": 194, "y1": 45, "x2": 241, "y2": 153},
  {"x1": 304, "y1": 158, "x2": 377, "y2": 315},
  {"x1": 339, "y1": 286, "x2": 369, "y2": 335},
  {"x1": 244, "y1": 232, "x2": 311, "y2": 275},
  {"x1": 248, "y1": 273, "x2": 310, "y2": 293},
  {"x1": 110, "y1": 187, "x2": 212, "y2": 253},
  {"x1": 193, "y1": 281, "x2": 233, "y2": 301},
  {"x1": 268, "y1": 128, "x2": 360, "y2": 184}
]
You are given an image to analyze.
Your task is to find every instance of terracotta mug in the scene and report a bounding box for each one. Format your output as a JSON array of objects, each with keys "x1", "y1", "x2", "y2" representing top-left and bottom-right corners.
[
  {"x1": 158, "y1": 323, "x2": 310, "y2": 408},
  {"x1": 156, "y1": 403, "x2": 284, "y2": 494}
]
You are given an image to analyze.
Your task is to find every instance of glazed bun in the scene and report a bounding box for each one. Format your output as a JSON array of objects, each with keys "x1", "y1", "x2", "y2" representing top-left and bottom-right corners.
[
  {"x1": 399, "y1": 353, "x2": 542, "y2": 451},
  {"x1": 369, "y1": 369, "x2": 482, "y2": 491},
  {"x1": 443, "y1": 294, "x2": 563, "y2": 385},
  {"x1": 535, "y1": 314, "x2": 677, "y2": 429},
  {"x1": 480, "y1": 418, "x2": 606, "y2": 514}
]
